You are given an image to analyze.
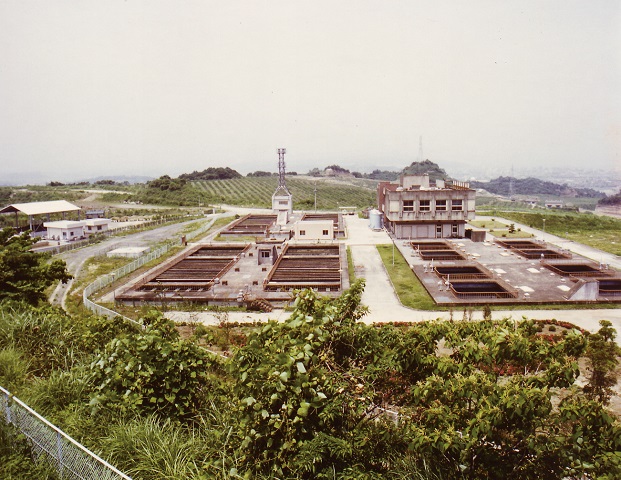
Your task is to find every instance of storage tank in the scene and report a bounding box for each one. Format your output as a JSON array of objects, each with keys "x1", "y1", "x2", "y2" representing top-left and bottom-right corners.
[{"x1": 369, "y1": 209, "x2": 383, "y2": 230}]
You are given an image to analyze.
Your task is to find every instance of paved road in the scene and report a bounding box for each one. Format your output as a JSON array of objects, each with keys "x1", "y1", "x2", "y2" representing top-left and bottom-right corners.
[{"x1": 49, "y1": 217, "x2": 213, "y2": 309}]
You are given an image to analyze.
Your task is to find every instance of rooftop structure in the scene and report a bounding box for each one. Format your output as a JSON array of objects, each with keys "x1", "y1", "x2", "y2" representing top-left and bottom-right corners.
[
  {"x1": 377, "y1": 174, "x2": 476, "y2": 239},
  {"x1": 0, "y1": 200, "x2": 81, "y2": 235}
]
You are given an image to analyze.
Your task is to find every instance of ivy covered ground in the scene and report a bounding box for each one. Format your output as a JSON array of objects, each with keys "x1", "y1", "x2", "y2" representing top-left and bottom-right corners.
[{"x1": 1, "y1": 280, "x2": 621, "y2": 479}]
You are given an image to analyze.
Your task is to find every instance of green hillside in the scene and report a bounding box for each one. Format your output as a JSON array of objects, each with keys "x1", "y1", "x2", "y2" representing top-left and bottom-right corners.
[{"x1": 193, "y1": 177, "x2": 376, "y2": 209}]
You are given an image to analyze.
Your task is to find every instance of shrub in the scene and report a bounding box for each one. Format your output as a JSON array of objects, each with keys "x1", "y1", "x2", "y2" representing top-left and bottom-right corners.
[{"x1": 89, "y1": 312, "x2": 214, "y2": 420}]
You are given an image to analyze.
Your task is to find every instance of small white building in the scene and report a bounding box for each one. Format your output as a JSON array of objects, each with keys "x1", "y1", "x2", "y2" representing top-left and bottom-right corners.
[
  {"x1": 84, "y1": 218, "x2": 111, "y2": 235},
  {"x1": 43, "y1": 220, "x2": 86, "y2": 241},
  {"x1": 294, "y1": 220, "x2": 334, "y2": 240}
]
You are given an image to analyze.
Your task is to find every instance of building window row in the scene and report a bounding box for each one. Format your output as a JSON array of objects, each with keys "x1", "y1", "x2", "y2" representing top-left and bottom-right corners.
[{"x1": 400, "y1": 199, "x2": 463, "y2": 212}]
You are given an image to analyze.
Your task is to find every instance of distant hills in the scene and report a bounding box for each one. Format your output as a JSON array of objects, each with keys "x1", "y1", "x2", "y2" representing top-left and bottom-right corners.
[{"x1": 470, "y1": 176, "x2": 604, "y2": 198}]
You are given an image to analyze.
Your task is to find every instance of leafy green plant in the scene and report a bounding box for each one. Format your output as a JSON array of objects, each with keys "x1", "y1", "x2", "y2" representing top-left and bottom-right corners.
[
  {"x1": 89, "y1": 311, "x2": 215, "y2": 420},
  {"x1": 584, "y1": 320, "x2": 621, "y2": 405}
]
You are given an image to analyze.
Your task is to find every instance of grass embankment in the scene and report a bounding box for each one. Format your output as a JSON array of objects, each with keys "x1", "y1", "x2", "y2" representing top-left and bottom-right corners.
[
  {"x1": 484, "y1": 210, "x2": 621, "y2": 257},
  {"x1": 476, "y1": 195, "x2": 600, "y2": 211},
  {"x1": 346, "y1": 247, "x2": 356, "y2": 285},
  {"x1": 376, "y1": 244, "x2": 439, "y2": 311},
  {"x1": 66, "y1": 217, "x2": 234, "y2": 317}
]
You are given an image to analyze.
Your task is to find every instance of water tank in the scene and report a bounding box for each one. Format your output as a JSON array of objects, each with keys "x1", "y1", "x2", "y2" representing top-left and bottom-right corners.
[{"x1": 369, "y1": 209, "x2": 383, "y2": 230}]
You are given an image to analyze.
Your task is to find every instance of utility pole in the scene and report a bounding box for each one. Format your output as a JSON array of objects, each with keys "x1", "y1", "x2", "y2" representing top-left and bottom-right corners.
[{"x1": 314, "y1": 181, "x2": 317, "y2": 212}]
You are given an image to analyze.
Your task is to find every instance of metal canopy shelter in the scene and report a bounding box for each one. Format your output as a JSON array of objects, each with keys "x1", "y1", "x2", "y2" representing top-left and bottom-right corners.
[{"x1": 0, "y1": 200, "x2": 81, "y2": 233}]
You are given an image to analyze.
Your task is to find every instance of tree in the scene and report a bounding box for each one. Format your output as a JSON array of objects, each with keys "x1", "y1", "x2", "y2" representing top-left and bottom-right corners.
[
  {"x1": 178, "y1": 167, "x2": 242, "y2": 181},
  {"x1": 247, "y1": 170, "x2": 274, "y2": 177},
  {"x1": 401, "y1": 159, "x2": 449, "y2": 182},
  {"x1": 0, "y1": 228, "x2": 72, "y2": 305},
  {"x1": 584, "y1": 320, "x2": 620, "y2": 405},
  {"x1": 232, "y1": 281, "x2": 386, "y2": 477}
]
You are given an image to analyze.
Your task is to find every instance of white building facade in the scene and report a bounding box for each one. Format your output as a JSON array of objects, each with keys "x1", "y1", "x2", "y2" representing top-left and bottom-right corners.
[{"x1": 377, "y1": 174, "x2": 476, "y2": 239}]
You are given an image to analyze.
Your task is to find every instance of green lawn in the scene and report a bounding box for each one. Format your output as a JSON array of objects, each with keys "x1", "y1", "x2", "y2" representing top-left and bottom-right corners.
[
  {"x1": 469, "y1": 220, "x2": 508, "y2": 229},
  {"x1": 484, "y1": 210, "x2": 621, "y2": 257},
  {"x1": 469, "y1": 220, "x2": 533, "y2": 238},
  {"x1": 376, "y1": 244, "x2": 439, "y2": 310}
]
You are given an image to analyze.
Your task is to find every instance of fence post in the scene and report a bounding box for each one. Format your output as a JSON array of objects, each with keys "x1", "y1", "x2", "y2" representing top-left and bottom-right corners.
[{"x1": 4, "y1": 390, "x2": 11, "y2": 424}]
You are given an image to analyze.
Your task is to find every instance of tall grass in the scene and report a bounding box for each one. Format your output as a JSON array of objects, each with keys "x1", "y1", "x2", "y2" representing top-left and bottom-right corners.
[
  {"x1": 0, "y1": 347, "x2": 30, "y2": 392},
  {"x1": 0, "y1": 305, "x2": 84, "y2": 375}
]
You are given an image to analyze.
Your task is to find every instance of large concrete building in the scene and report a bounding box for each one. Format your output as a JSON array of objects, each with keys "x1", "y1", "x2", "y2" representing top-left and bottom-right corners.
[{"x1": 377, "y1": 174, "x2": 475, "y2": 239}]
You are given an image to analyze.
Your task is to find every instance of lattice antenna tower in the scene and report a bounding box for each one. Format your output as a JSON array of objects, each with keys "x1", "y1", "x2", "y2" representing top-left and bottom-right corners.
[
  {"x1": 277, "y1": 148, "x2": 290, "y2": 195},
  {"x1": 509, "y1": 165, "x2": 514, "y2": 198},
  {"x1": 418, "y1": 136, "x2": 424, "y2": 162}
]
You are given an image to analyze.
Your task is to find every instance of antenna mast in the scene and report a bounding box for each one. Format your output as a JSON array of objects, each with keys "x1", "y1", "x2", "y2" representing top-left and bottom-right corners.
[{"x1": 277, "y1": 148, "x2": 290, "y2": 194}]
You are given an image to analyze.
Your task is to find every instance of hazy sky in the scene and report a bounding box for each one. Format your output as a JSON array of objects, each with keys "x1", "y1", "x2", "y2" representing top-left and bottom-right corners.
[{"x1": 1, "y1": 1, "x2": 620, "y2": 182}]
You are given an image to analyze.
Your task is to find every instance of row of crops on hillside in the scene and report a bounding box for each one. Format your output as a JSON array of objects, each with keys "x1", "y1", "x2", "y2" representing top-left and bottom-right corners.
[{"x1": 193, "y1": 177, "x2": 376, "y2": 209}]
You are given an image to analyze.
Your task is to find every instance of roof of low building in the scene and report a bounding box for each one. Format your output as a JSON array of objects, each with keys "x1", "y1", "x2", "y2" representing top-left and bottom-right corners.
[
  {"x1": 85, "y1": 218, "x2": 110, "y2": 225},
  {"x1": 0, "y1": 200, "x2": 81, "y2": 216},
  {"x1": 43, "y1": 220, "x2": 85, "y2": 228}
]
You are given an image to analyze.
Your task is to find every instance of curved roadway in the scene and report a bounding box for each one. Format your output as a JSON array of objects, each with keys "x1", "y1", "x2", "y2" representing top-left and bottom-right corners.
[{"x1": 49, "y1": 217, "x2": 220, "y2": 309}]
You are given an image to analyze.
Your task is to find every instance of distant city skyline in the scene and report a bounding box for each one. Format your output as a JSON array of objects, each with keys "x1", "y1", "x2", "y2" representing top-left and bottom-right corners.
[{"x1": 1, "y1": 1, "x2": 619, "y2": 183}]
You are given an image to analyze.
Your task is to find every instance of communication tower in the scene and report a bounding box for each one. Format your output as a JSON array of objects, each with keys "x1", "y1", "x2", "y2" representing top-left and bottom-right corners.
[{"x1": 272, "y1": 147, "x2": 293, "y2": 224}]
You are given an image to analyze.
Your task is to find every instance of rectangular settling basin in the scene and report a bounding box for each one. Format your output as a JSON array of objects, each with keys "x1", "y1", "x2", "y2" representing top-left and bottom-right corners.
[
  {"x1": 543, "y1": 263, "x2": 605, "y2": 277},
  {"x1": 435, "y1": 265, "x2": 489, "y2": 280},
  {"x1": 496, "y1": 239, "x2": 541, "y2": 249},
  {"x1": 599, "y1": 279, "x2": 621, "y2": 296},
  {"x1": 450, "y1": 280, "x2": 517, "y2": 299},
  {"x1": 420, "y1": 250, "x2": 465, "y2": 261},
  {"x1": 411, "y1": 241, "x2": 449, "y2": 251},
  {"x1": 514, "y1": 248, "x2": 571, "y2": 260}
]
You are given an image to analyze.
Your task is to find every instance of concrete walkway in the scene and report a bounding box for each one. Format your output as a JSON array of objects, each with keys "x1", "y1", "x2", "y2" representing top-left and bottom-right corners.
[{"x1": 169, "y1": 214, "x2": 621, "y2": 342}]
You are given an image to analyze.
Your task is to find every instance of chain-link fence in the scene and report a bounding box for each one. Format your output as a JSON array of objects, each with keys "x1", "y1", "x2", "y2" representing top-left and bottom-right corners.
[
  {"x1": 47, "y1": 214, "x2": 205, "y2": 256},
  {"x1": 83, "y1": 217, "x2": 217, "y2": 322},
  {"x1": 0, "y1": 386, "x2": 131, "y2": 480}
]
